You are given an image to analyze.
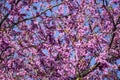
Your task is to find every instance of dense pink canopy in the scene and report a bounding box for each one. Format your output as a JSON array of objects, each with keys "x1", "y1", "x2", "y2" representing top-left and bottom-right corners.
[{"x1": 0, "y1": 0, "x2": 120, "y2": 80}]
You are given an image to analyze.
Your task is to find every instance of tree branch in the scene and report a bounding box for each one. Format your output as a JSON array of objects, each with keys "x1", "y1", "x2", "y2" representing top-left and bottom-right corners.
[
  {"x1": 0, "y1": 13, "x2": 9, "y2": 27},
  {"x1": 75, "y1": 0, "x2": 118, "y2": 79},
  {"x1": 0, "y1": 0, "x2": 21, "y2": 27},
  {"x1": 80, "y1": 62, "x2": 100, "y2": 77},
  {"x1": 116, "y1": 16, "x2": 120, "y2": 25},
  {"x1": 12, "y1": 2, "x2": 64, "y2": 26}
]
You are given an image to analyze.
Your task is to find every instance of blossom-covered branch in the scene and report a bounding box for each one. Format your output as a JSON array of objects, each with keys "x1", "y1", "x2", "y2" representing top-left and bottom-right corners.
[{"x1": 0, "y1": 0, "x2": 120, "y2": 80}]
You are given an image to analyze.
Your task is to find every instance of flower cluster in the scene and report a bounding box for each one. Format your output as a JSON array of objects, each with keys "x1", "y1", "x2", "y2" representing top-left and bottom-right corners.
[{"x1": 0, "y1": 0, "x2": 120, "y2": 80}]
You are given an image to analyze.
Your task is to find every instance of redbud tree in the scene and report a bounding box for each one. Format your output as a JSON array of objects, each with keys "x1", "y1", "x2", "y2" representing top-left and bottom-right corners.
[{"x1": 0, "y1": 0, "x2": 120, "y2": 80}]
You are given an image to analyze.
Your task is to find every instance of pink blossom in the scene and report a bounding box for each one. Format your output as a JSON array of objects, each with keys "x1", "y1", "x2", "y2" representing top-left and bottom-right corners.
[{"x1": 0, "y1": 0, "x2": 120, "y2": 79}]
